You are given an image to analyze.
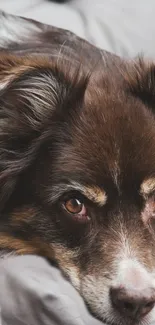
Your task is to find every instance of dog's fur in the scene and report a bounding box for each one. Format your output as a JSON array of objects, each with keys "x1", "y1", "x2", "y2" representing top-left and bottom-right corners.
[{"x1": 1, "y1": 10, "x2": 155, "y2": 325}]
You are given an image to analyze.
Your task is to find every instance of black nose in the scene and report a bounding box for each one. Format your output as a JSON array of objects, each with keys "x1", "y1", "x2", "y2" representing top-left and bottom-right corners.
[{"x1": 110, "y1": 286, "x2": 155, "y2": 319}]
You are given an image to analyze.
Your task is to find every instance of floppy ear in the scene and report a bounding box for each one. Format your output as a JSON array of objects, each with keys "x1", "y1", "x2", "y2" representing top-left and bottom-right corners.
[
  {"x1": 0, "y1": 54, "x2": 87, "y2": 209},
  {"x1": 125, "y1": 58, "x2": 155, "y2": 108}
]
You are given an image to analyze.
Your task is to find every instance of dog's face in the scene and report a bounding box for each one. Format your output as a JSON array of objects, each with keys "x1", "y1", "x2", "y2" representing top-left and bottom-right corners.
[{"x1": 1, "y1": 54, "x2": 155, "y2": 325}]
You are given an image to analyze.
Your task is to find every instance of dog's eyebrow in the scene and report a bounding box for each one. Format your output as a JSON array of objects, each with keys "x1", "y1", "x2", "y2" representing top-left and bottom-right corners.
[
  {"x1": 49, "y1": 181, "x2": 107, "y2": 206},
  {"x1": 140, "y1": 178, "x2": 155, "y2": 197}
]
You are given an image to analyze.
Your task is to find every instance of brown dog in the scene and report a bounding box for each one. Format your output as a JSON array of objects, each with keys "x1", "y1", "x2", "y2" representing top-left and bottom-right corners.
[{"x1": 0, "y1": 10, "x2": 155, "y2": 325}]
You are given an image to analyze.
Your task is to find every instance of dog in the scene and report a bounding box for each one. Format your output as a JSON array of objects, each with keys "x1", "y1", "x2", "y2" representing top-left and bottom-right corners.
[{"x1": 1, "y1": 10, "x2": 155, "y2": 325}]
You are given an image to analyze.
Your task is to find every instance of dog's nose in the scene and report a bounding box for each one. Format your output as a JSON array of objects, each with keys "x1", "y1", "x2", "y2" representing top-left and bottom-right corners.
[{"x1": 110, "y1": 286, "x2": 155, "y2": 319}]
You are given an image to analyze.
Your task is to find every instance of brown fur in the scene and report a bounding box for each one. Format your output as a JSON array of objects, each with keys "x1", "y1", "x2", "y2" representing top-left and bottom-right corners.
[{"x1": 1, "y1": 14, "x2": 155, "y2": 325}]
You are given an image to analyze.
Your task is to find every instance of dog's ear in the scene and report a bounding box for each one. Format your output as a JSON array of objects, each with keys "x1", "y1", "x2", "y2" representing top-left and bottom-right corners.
[
  {"x1": 124, "y1": 58, "x2": 155, "y2": 108},
  {"x1": 0, "y1": 54, "x2": 88, "y2": 208}
]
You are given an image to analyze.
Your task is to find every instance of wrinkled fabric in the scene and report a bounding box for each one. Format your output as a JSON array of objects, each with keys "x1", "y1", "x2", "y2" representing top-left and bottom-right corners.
[
  {"x1": 1, "y1": 0, "x2": 155, "y2": 58},
  {"x1": 0, "y1": 255, "x2": 103, "y2": 325}
]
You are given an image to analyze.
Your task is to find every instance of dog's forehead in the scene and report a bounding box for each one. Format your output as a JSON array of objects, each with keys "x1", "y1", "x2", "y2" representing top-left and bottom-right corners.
[{"x1": 57, "y1": 84, "x2": 155, "y2": 192}]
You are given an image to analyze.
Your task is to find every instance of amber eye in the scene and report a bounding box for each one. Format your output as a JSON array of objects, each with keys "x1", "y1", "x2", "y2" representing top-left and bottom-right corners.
[
  {"x1": 63, "y1": 197, "x2": 90, "y2": 222},
  {"x1": 65, "y1": 198, "x2": 83, "y2": 214}
]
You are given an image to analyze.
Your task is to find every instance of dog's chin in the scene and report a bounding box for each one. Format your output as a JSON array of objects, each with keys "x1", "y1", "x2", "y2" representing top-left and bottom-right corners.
[
  {"x1": 84, "y1": 302, "x2": 155, "y2": 325},
  {"x1": 91, "y1": 312, "x2": 155, "y2": 325},
  {"x1": 92, "y1": 309, "x2": 155, "y2": 325}
]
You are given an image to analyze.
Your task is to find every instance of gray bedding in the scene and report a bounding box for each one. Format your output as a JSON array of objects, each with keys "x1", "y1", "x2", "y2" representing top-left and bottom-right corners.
[
  {"x1": 0, "y1": 255, "x2": 103, "y2": 325},
  {"x1": 1, "y1": 0, "x2": 155, "y2": 58}
]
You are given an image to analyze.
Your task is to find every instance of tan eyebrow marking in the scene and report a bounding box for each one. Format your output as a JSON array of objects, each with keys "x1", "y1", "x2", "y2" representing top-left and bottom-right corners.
[
  {"x1": 84, "y1": 185, "x2": 107, "y2": 206},
  {"x1": 140, "y1": 178, "x2": 155, "y2": 197},
  {"x1": 49, "y1": 181, "x2": 107, "y2": 206}
]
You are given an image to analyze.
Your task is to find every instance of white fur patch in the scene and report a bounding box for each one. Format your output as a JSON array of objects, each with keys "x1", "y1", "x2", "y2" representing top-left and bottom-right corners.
[
  {"x1": 113, "y1": 229, "x2": 155, "y2": 288},
  {"x1": 67, "y1": 267, "x2": 81, "y2": 290},
  {"x1": 115, "y1": 258, "x2": 155, "y2": 290},
  {"x1": 141, "y1": 178, "x2": 155, "y2": 197},
  {"x1": 0, "y1": 79, "x2": 10, "y2": 91}
]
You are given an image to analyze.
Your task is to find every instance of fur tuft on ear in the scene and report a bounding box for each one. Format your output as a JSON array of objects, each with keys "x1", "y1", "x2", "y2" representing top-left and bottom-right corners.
[
  {"x1": 0, "y1": 53, "x2": 88, "y2": 209},
  {"x1": 123, "y1": 57, "x2": 155, "y2": 107},
  {"x1": 0, "y1": 54, "x2": 88, "y2": 128}
]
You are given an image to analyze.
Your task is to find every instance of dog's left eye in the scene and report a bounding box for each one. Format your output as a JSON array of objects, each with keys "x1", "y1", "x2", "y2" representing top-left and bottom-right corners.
[{"x1": 63, "y1": 197, "x2": 90, "y2": 222}]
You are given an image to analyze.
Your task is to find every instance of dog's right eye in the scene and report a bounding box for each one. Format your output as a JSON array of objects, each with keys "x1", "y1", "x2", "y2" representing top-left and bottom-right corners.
[
  {"x1": 64, "y1": 198, "x2": 83, "y2": 214},
  {"x1": 62, "y1": 197, "x2": 90, "y2": 223}
]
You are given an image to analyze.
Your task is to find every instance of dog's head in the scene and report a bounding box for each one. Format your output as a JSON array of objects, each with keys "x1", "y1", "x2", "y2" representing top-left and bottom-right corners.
[{"x1": 1, "y1": 54, "x2": 155, "y2": 325}]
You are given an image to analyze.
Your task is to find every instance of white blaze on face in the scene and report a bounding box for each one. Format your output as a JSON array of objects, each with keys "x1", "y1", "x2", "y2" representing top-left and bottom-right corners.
[{"x1": 114, "y1": 258, "x2": 155, "y2": 291}]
